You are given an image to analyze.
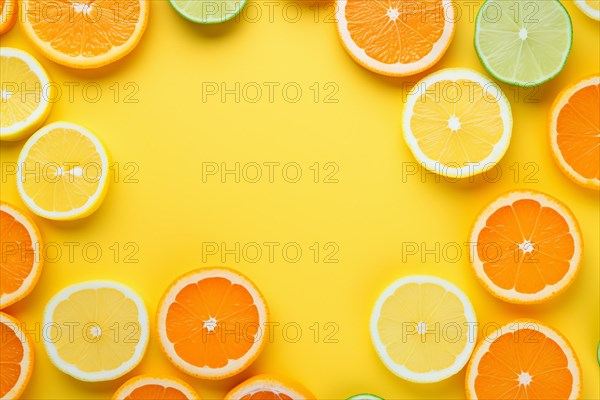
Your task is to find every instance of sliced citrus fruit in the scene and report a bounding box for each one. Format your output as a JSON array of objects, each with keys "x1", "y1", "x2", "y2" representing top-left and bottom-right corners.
[
  {"x1": 575, "y1": 0, "x2": 600, "y2": 20},
  {"x1": 0, "y1": 48, "x2": 53, "y2": 141},
  {"x1": 112, "y1": 375, "x2": 200, "y2": 400},
  {"x1": 0, "y1": 312, "x2": 34, "y2": 400},
  {"x1": 0, "y1": 202, "x2": 43, "y2": 309},
  {"x1": 157, "y1": 267, "x2": 269, "y2": 380},
  {"x1": 169, "y1": 0, "x2": 246, "y2": 24},
  {"x1": 43, "y1": 280, "x2": 149, "y2": 382},
  {"x1": 17, "y1": 121, "x2": 110, "y2": 221},
  {"x1": 549, "y1": 75, "x2": 600, "y2": 190},
  {"x1": 347, "y1": 395, "x2": 384, "y2": 400},
  {"x1": 224, "y1": 374, "x2": 314, "y2": 400},
  {"x1": 0, "y1": 0, "x2": 17, "y2": 34},
  {"x1": 466, "y1": 319, "x2": 581, "y2": 399},
  {"x1": 370, "y1": 275, "x2": 477, "y2": 383},
  {"x1": 402, "y1": 68, "x2": 512, "y2": 179},
  {"x1": 336, "y1": 0, "x2": 455, "y2": 76},
  {"x1": 470, "y1": 190, "x2": 583, "y2": 304},
  {"x1": 474, "y1": 0, "x2": 572, "y2": 87},
  {"x1": 20, "y1": 0, "x2": 149, "y2": 68}
]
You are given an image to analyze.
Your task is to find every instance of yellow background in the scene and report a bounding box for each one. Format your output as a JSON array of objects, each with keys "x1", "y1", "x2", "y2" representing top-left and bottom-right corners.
[{"x1": 1, "y1": 0, "x2": 599, "y2": 398}]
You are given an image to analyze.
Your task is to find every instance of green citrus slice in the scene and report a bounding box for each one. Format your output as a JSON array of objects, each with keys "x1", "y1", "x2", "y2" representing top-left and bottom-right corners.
[{"x1": 169, "y1": 0, "x2": 246, "y2": 24}]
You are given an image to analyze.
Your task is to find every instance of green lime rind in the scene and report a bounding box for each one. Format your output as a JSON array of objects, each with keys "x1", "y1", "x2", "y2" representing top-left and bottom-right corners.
[
  {"x1": 474, "y1": 0, "x2": 573, "y2": 87},
  {"x1": 347, "y1": 395, "x2": 384, "y2": 400},
  {"x1": 597, "y1": 341, "x2": 600, "y2": 365},
  {"x1": 169, "y1": 0, "x2": 247, "y2": 24}
]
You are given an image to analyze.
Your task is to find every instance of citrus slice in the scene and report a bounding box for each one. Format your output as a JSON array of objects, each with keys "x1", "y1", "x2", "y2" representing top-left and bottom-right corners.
[
  {"x1": 0, "y1": 312, "x2": 34, "y2": 399},
  {"x1": 17, "y1": 121, "x2": 110, "y2": 221},
  {"x1": 224, "y1": 374, "x2": 314, "y2": 400},
  {"x1": 0, "y1": 202, "x2": 43, "y2": 309},
  {"x1": 20, "y1": 0, "x2": 149, "y2": 68},
  {"x1": 347, "y1": 395, "x2": 384, "y2": 400},
  {"x1": 466, "y1": 319, "x2": 581, "y2": 399},
  {"x1": 157, "y1": 268, "x2": 269, "y2": 380},
  {"x1": 470, "y1": 191, "x2": 583, "y2": 304},
  {"x1": 0, "y1": 48, "x2": 53, "y2": 141},
  {"x1": 370, "y1": 275, "x2": 477, "y2": 383},
  {"x1": 43, "y1": 280, "x2": 149, "y2": 382},
  {"x1": 474, "y1": 0, "x2": 572, "y2": 87},
  {"x1": 112, "y1": 375, "x2": 200, "y2": 400},
  {"x1": 402, "y1": 68, "x2": 512, "y2": 179},
  {"x1": 169, "y1": 0, "x2": 246, "y2": 24},
  {"x1": 575, "y1": 0, "x2": 600, "y2": 20},
  {"x1": 336, "y1": 0, "x2": 455, "y2": 76},
  {"x1": 0, "y1": 0, "x2": 17, "y2": 34},
  {"x1": 549, "y1": 75, "x2": 600, "y2": 190}
]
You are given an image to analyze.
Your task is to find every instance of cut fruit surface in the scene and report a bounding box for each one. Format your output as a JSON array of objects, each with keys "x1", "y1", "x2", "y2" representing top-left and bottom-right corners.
[
  {"x1": 169, "y1": 0, "x2": 246, "y2": 24},
  {"x1": 156, "y1": 268, "x2": 269, "y2": 380},
  {"x1": 549, "y1": 75, "x2": 600, "y2": 190},
  {"x1": 0, "y1": 0, "x2": 17, "y2": 34},
  {"x1": 0, "y1": 48, "x2": 52, "y2": 141},
  {"x1": 0, "y1": 312, "x2": 34, "y2": 400},
  {"x1": 470, "y1": 191, "x2": 582, "y2": 304},
  {"x1": 347, "y1": 395, "x2": 384, "y2": 400},
  {"x1": 17, "y1": 121, "x2": 110, "y2": 220},
  {"x1": 20, "y1": 0, "x2": 149, "y2": 68},
  {"x1": 0, "y1": 202, "x2": 43, "y2": 309},
  {"x1": 466, "y1": 320, "x2": 581, "y2": 399},
  {"x1": 112, "y1": 375, "x2": 200, "y2": 400},
  {"x1": 474, "y1": 0, "x2": 572, "y2": 86},
  {"x1": 370, "y1": 275, "x2": 477, "y2": 383},
  {"x1": 43, "y1": 281, "x2": 149, "y2": 382},
  {"x1": 336, "y1": 0, "x2": 455, "y2": 76},
  {"x1": 402, "y1": 68, "x2": 512, "y2": 178},
  {"x1": 575, "y1": 0, "x2": 600, "y2": 20},
  {"x1": 224, "y1": 374, "x2": 314, "y2": 400}
]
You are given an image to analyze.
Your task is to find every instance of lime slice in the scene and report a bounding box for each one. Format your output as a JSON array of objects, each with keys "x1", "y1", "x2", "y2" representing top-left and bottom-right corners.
[
  {"x1": 474, "y1": 0, "x2": 572, "y2": 87},
  {"x1": 169, "y1": 0, "x2": 246, "y2": 24},
  {"x1": 347, "y1": 395, "x2": 384, "y2": 400}
]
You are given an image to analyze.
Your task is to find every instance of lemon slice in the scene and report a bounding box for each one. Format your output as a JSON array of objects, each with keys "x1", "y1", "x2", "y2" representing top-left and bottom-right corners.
[
  {"x1": 17, "y1": 122, "x2": 110, "y2": 220},
  {"x1": 0, "y1": 48, "x2": 53, "y2": 141},
  {"x1": 43, "y1": 281, "x2": 149, "y2": 382},
  {"x1": 402, "y1": 68, "x2": 512, "y2": 179},
  {"x1": 370, "y1": 275, "x2": 477, "y2": 383},
  {"x1": 575, "y1": 0, "x2": 600, "y2": 20}
]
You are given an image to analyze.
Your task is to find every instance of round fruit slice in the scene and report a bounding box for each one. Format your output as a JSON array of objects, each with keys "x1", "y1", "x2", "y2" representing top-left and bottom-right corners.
[
  {"x1": 0, "y1": 312, "x2": 34, "y2": 400},
  {"x1": 575, "y1": 0, "x2": 600, "y2": 20},
  {"x1": 549, "y1": 75, "x2": 599, "y2": 190},
  {"x1": 336, "y1": 0, "x2": 455, "y2": 76},
  {"x1": 0, "y1": 202, "x2": 43, "y2": 309},
  {"x1": 402, "y1": 68, "x2": 512, "y2": 179},
  {"x1": 157, "y1": 268, "x2": 269, "y2": 380},
  {"x1": 0, "y1": 0, "x2": 17, "y2": 34},
  {"x1": 0, "y1": 48, "x2": 53, "y2": 141},
  {"x1": 466, "y1": 320, "x2": 581, "y2": 399},
  {"x1": 370, "y1": 275, "x2": 477, "y2": 383},
  {"x1": 43, "y1": 281, "x2": 149, "y2": 382},
  {"x1": 112, "y1": 375, "x2": 200, "y2": 400},
  {"x1": 474, "y1": 0, "x2": 572, "y2": 87},
  {"x1": 20, "y1": 0, "x2": 149, "y2": 68},
  {"x1": 470, "y1": 191, "x2": 582, "y2": 304},
  {"x1": 169, "y1": 0, "x2": 246, "y2": 24},
  {"x1": 17, "y1": 121, "x2": 110, "y2": 221},
  {"x1": 347, "y1": 395, "x2": 384, "y2": 400},
  {"x1": 224, "y1": 374, "x2": 314, "y2": 399}
]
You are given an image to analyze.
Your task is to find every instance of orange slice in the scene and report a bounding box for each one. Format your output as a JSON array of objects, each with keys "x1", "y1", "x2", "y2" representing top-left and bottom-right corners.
[
  {"x1": 1, "y1": 0, "x2": 17, "y2": 34},
  {"x1": 549, "y1": 75, "x2": 600, "y2": 190},
  {"x1": 469, "y1": 191, "x2": 582, "y2": 304},
  {"x1": 0, "y1": 312, "x2": 34, "y2": 400},
  {"x1": 20, "y1": 0, "x2": 149, "y2": 68},
  {"x1": 156, "y1": 268, "x2": 269, "y2": 380},
  {"x1": 336, "y1": 0, "x2": 455, "y2": 76},
  {"x1": 0, "y1": 202, "x2": 43, "y2": 309},
  {"x1": 112, "y1": 375, "x2": 200, "y2": 400},
  {"x1": 224, "y1": 374, "x2": 314, "y2": 400},
  {"x1": 466, "y1": 319, "x2": 581, "y2": 399}
]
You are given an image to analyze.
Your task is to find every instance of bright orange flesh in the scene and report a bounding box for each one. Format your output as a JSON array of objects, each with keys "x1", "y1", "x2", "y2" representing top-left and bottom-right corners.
[
  {"x1": 125, "y1": 385, "x2": 188, "y2": 400},
  {"x1": 165, "y1": 277, "x2": 260, "y2": 368},
  {"x1": 345, "y1": 0, "x2": 446, "y2": 64},
  {"x1": 0, "y1": 0, "x2": 17, "y2": 34},
  {"x1": 0, "y1": 320, "x2": 24, "y2": 397},
  {"x1": 473, "y1": 328, "x2": 575, "y2": 399},
  {"x1": 240, "y1": 392, "x2": 293, "y2": 400},
  {"x1": 555, "y1": 82, "x2": 600, "y2": 181},
  {"x1": 477, "y1": 199, "x2": 575, "y2": 294}
]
